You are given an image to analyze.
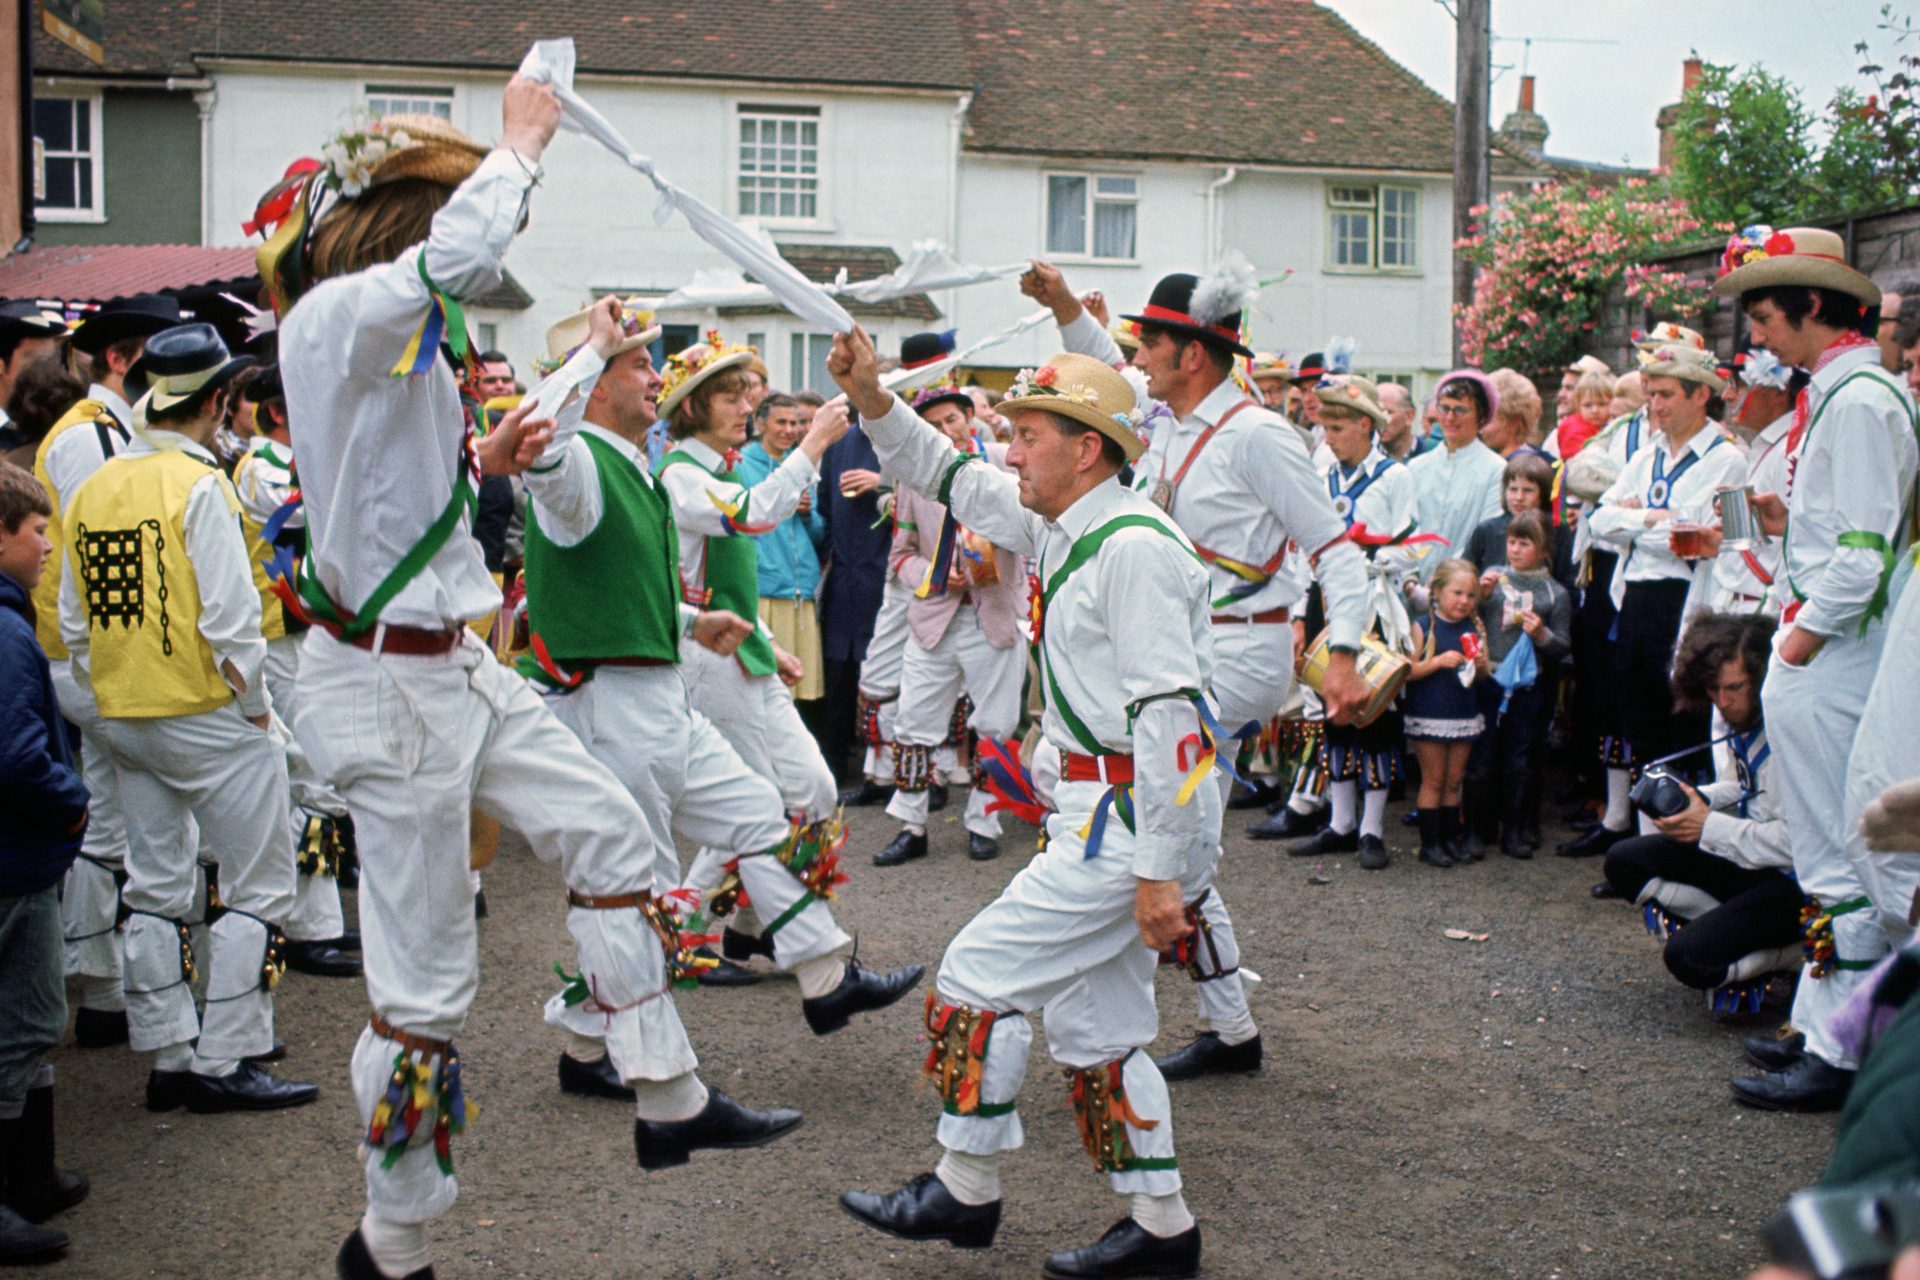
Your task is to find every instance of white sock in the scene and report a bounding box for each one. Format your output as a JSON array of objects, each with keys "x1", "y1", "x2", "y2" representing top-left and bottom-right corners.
[
  {"x1": 1131, "y1": 1190, "x2": 1196, "y2": 1238},
  {"x1": 1360, "y1": 789, "x2": 1390, "y2": 839},
  {"x1": 1327, "y1": 780, "x2": 1358, "y2": 834},
  {"x1": 153, "y1": 1041, "x2": 193, "y2": 1072},
  {"x1": 904, "y1": 822, "x2": 927, "y2": 837},
  {"x1": 190, "y1": 1054, "x2": 239, "y2": 1078},
  {"x1": 796, "y1": 952, "x2": 848, "y2": 1000},
  {"x1": 565, "y1": 1032, "x2": 606, "y2": 1063},
  {"x1": 1212, "y1": 1009, "x2": 1259, "y2": 1046},
  {"x1": 632, "y1": 1072, "x2": 709, "y2": 1122},
  {"x1": 1286, "y1": 775, "x2": 1319, "y2": 814},
  {"x1": 79, "y1": 975, "x2": 126, "y2": 1011},
  {"x1": 360, "y1": 1209, "x2": 432, "y2": 1278},
  {"x1": 1603, "y1": 768, "x2": 1632, "y2": 832},
  {"x1": 935, "y1": 1149, "x2": 1003, "y2": 1205}
]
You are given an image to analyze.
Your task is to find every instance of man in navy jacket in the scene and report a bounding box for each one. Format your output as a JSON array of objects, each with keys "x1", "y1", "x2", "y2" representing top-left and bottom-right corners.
[{"x1": 816, "y1": 421, "x2": 893, "y2": 783}]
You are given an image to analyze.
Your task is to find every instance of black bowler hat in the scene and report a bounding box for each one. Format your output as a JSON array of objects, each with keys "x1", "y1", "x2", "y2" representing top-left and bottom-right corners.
[
  {"x1": 1292, "y1": 351, "x2": 1326, "y2": 384},
  {"x1": 0, "y1": 300, "x2": 68, "y2": 342},
  {"x1": 1121, "y1": 273, "x2": 1254, "y2": 358},
  {"x1": 249, "y1": 361, "x2": 283, "y2": 403},
  {"x1": 128, "y1": 323, "x2": 255, "y2": 416},
  {"x1": 69, "y1": 294, "x2": 183, "y2": 355},
  {"x1": 899, "y1": 330, "x2": 958, "y2": 370}
]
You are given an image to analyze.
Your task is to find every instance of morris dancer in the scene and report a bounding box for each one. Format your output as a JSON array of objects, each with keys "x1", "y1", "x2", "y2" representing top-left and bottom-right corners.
[
  {"x1": 832, "y1": 330, "x2": 1212, "y2": 1280},
  {"x1": 256, "y1": 89, "x2": 803, "y2": 1280},
  {"x1": 1024, "y1": 259, "x2": 1371, "y2": 1083},
  {"x1": 521, "y1": 299, "x2": 921, "y2": 1090}
]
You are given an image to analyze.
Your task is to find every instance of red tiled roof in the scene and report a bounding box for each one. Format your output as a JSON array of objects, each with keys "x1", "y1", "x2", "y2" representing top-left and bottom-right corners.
[{"x1": 0, "y1": 244, "x2": 259, "y2": 305}]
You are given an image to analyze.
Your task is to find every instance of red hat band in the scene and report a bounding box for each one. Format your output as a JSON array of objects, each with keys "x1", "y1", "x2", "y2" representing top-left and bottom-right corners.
[{"x1": 1138, "y1": 303, "x2": 1241, "y2": 346}]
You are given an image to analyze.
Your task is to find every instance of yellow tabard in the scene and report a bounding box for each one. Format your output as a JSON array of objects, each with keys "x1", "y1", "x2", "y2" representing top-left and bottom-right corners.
[
  {"x1": 30, "y1": 398, "x2": 123, "y2": 660},
  {"x1": 64, "y1": 448, "x2": 239, "y2": 718},
  {"x1": 232, "y1": 450, "x2": 288, "y2": 642}
]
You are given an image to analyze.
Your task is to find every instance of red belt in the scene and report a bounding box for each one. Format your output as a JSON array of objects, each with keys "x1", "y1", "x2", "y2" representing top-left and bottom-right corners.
[
  {"x1": 1062, "y1": 752, "x2": 1135, "y2": 784},
  {"x1": 334, "y1": 623, "x2": 463, "y2": 656},
  {"x1": 1210, "y1": 607, "x2": 1290, "y2": 626}
]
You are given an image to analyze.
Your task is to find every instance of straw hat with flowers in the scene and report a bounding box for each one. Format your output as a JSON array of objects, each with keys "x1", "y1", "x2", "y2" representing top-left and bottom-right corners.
[
  {"x1": 1714, "y1": 225, "x2": 1881, "y2": 306},
  {"x1": 657, "y1": 330, "x2": 759, "y2": 419},
  {"x1": 999, "y1": 353, "x2": 1148, "y2": 463}
]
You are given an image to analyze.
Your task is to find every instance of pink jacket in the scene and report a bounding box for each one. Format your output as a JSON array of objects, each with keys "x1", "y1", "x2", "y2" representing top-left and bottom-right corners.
[{"x1": 890, "y1": 443, "x2": 1027, "y2": 651}]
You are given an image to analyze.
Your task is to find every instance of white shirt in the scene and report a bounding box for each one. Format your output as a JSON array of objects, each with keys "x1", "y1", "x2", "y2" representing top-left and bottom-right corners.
[
  {"x1": 280, "y1": 147, "x2": 541, "y2": 630},
  {"x1": 1698, "y1": 726, "x2": 1789, "y2": 871},
  {"x1": 1710, "y1": 412, "x2": 1790, "y2": 611},
  {"x1": 863, "y1": 393, "x2": 1217, "y2": 882},
  {"x1": 40, "y1": 383, "x2": 134, "y2": 510},
  {"x1": 1326, "y1": 443, "x2": 1417, "y2": 541},
  {"x1": 59, "y1": 430, "x2": 268, "y2": 717},
  {"x1": 1778, "y1": 345, "x2": 1920, "y2": 637},
  {"x1": 1406, "y1": 436, "x2": 1505, "y2": 574},
  {"x1": 1588, "y1": 423, "x2": 1748, "y2": 605},
  {"x1": 657, "y1": 433, "x2": 818, "y2": 592},
  {"x1": 233, "y1": 435, "x2": 300, "y2": 532}
]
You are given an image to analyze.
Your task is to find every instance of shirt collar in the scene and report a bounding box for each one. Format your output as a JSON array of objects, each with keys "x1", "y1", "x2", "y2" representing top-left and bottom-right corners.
[
  {"x1": 677, "y1": 436, "x2": 726, "y2": 470},
  {"x1": 1662, "y1": 422, "x2": 1721, "y2": 462},
  {"x1": 579, "y1": 422, "x2": 650, "y2": 469},
  {"x1": 1756, "y1": 411, "x2": 1793, "y2": 446},
  {"x1": 1052, "y1": 474, "x2": 1129, "y2": 543},
  {"x1": 1810, "y1": 343, "x2": 1880, "y2": 393},
  {"x1": 129, "y1": 428, "x2": 218, "y2": 467},
  {"x1": 1189, "y1": 378, "x2": 1247, "y2": 427},
  {"x1": 88, "y1": 383, "x2": 132, "y2": 429}
]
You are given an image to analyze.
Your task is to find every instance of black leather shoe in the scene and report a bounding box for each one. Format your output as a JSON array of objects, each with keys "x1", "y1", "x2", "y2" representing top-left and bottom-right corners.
[
  {"x1": 1590, "y1": 880, "x2": 1622, "y2": 900},
  {"x1": 318, "y1": 930, "x2": 362, "y2": 953},
  {"x1": 803, "y1": 960, "x2": 927, "y2": 1035},
  {"x1": 146, "y1": 1070, "x2": 189, "y2": 1113},
  {"x1": 1500, "y1": 828, "x2": 1533, "y2": 860},
  {"x1": 967, "y1": 833, "x2": 1001, "y2": 861},
  {"x1": 722, "y1": 926, "x2": 775, "y2": 963},
  {"x1": 286, "y1": 939, "x2": 364, "y2": 978},
  {"x1": 73, "y1": 1006, "x2": 128, "y2": 1048},
  {"x1": 1357, "y1": 835, "x2": 1390, "y2": 870},
  {"x1": 929, "y1": 782, "x2": 950, "y2": 812},
  {"x1": 245, "y1": 1040, "x2": 288, "y2": 1064},
  {"x1": 633, "y1": 1090, "x2": 802, "y2": 1170},
  {"x1": 558, "y1": 1052, "x2": 635, "y2": 1101},
  {"x1": 337, "y1": 1226, "x2": 435, "y2": 1279},
  {"x1": 1731, "y1": 1054, "x2": 1855, "y2": 1113},
  {"x1": 0, "y1": 1205, "x2": 67, "y2": 1265},
  {"x1": 1287, "y1": 826, "x2": 1357, "y2": 857},
  {"x1": 1247, "y1": 806, "x2": 1324, "y2": 841},
  {"x1": 1044, "y1": 1218, "x2": 1202, "y2": 1280},
  {"x1": 693, "y1": 947, "x2": 762, "y2": 987},
  {"x1": 1226, "y1": 779, "x2": 1284, "y2": 811},
  {"x1": 839, "y1": 778, "x2": 895, "y2": 807},
  {"x1": 1153, "y1": 1032, "x2": 1261, "y2": 1082},
  {"x1": 874, "y1": 830, "x2": 929, "y2": 867},
  {"x1": 182, "y1": 1061, "x2": 320, "y2": 1113},
  {"x1": 473, "y1": 889, "x2": 488, "y2": 919},
  {"x1": 1745, "y1": 1029, "x2": 1806, "y2": 1072},
  {"x1": 1557, "y1": 824, "x2": 1629, "y2": 858},
  {"x1": 840, "y1": 1172, "x2": 1001, "y2": 1250}
]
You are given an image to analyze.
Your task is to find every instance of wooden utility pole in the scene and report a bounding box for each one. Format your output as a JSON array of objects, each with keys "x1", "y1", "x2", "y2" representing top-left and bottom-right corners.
[{"x1": 1452, "y1": 0, "x2": 1490, "y2": 365}]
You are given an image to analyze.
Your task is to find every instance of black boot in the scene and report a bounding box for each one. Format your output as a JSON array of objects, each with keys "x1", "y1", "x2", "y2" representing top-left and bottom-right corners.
[
  {"x1": 1357, "y1": 834, "x2": 1390, "y2": 870},
  {"x1": 1153, "y1": 1032, "x2": 1261, "y2": 1081},
  {"x1": 874, "y1": 829, "x2": 929, "y2": 867},
  {"x1": 72, "y1": 1007, "x2": 128, "y2": 1049},
  {"x1": 840, "y1": 1171, "x2": 1002, "y2": 1249},
  {"x1": 633, "y1": 1090, "x2": 802, "y2": 1169},
  {"x1": 1459, "y1": 779, "x2": 1492, "y2": 861},
  {"x1": 1, "y1": 1085, "x2": 87, "y2": 1223},
  {"x1": 1043, "y1": 1218, "x2": 1202, "y2": 1280},
  {"x1": 1519, "y1": 773, "x2": 1544, "y2": 851},
  {"x1": 1440, "y1": 808, "x2": 1472, "y2": 863},
  {"x1": 802, "y1": 959, "x2": 927, "y2": 1035},
  {"x1": 0, "y1": 1206, "x2": 66, "y2": 1265},
  {"x1": 1416, "y1": 810, "x2": 1453, "y2": 868},
  {"x1": 1499, "y1": 776, "x2": 1533, "y2": 860},
  {"x1": 1745, "y1": 1029, "x2": 1806, "y2": 1072}
]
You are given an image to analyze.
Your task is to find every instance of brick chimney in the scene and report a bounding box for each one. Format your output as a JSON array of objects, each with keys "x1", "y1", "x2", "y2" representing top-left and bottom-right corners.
[
  {"x1": 1657, "y1": 57, "x2": 1705, "y2": 172},
  {"x1": 1499, "y1": 73, "x2": 1550, "y2": 156}
]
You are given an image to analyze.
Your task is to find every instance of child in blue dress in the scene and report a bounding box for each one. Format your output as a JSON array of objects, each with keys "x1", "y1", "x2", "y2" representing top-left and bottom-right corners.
[{"x1": 1404, "y1": 558, "x2": 1491, "y2": 868}]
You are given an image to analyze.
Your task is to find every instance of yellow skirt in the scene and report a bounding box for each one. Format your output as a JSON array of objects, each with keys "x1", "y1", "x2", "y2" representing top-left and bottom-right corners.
[{"x1": 758, "y1": 596, "x2": 825, "y2": 701}]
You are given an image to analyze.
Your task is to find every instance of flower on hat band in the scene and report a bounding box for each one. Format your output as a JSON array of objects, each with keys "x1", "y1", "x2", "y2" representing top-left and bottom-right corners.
[
  {"x1": 319, "y1": 120, "x2": 420, "y2": 199},
  {"x1": 1719, "y1": 223, "x2": 1778, "y2": 278}
]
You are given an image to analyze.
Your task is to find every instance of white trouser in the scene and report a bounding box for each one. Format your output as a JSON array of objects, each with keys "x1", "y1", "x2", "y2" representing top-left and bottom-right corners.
[
  {"x1": 680, "y1": 641, "x2": 838, "y2": 823},
  {"x1": 1764, "y1": 627, "x2": 1888, "y2": 1070},
  {"x1": 859, "y1": 583, "x2": 914, "y2": 782},
  {"x1": 1845, "y1": 583, "x2": 1920, "y2": 951},
  {"x1": 1189, "y1": 618, "x2": 1295, "y2": 1036},
  {"x1": 932, "y1": 776, "x2": 1222, "y2": 1196},
  {"x1": 885, "y1": 615, "x2": 1024, "y2": 837},
  {"x1": 545, "y1": 666, "x2": 848, "y2": 1008},
  {"x1": 50, "y1": 661, "x2": 129, "y2": 991},
  {"x1": 295, "y1": 629, "x2": 677, "y2": 1224},
  {"x1": 264, "y1": 634, "x2": 348, "y2": 942},
  {"x1": 102, "y1": 702, "x2": 298, "y2": 1065}
]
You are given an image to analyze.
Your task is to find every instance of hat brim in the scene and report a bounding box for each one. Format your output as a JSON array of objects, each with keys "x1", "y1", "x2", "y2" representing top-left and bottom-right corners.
[
  {"x1": 137, "y1": 354, "x2": 257, "y2": 415},
  {"x1": 1315, "y1": 391, "x2": 1387, "y2": 428},
  {"x1": 658, "y1": 349, "x2": 754, "y2": 419},
  {"x1": 604, "y1": 328, "x2": 663, "y2": 361},
  {"x1": 1714, "y1": 256, "x2": 1881, "y2": 306},
  {"x1": 1640, "y1": 361, "x2": 1727, "y2": 395},
  {"x1": 911, "y1": 390, "x2": 974, "y2": 417},
  {"x1": 70, "y1": 311, "x2": 179, "y2": 355},
  {"x1": 998, "y1": 394, "x2": 1146, "y2": 464},
  {"x1": 1119, "y1": 312, "x2": 1254, "y2": 359}
]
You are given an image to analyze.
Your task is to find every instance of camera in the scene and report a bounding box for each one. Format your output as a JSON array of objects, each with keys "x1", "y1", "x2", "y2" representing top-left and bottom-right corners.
[
  {"x1": 1766, "y1": 1183, "x2": 1920, "y2": 1278},
  {"x1": 1629, "y1": 766, "x2": 1692, "y2": 820}
]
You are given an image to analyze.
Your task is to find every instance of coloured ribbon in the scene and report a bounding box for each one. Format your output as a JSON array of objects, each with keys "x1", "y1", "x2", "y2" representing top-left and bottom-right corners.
[
  {"x1": 391, "y1": 255, "x2": 473, "y2": 379},
  {"x1": 975, "y1": 737, "x2": 1049, "y2": 826},
  {"x1": 705, "y1": 488, "x2": 778, "y2": 535}
]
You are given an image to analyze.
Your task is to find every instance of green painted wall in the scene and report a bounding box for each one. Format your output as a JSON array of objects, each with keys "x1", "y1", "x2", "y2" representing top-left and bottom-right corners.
[{"x1": 35, "y1": 88, "x2": 199, "y2": 246}]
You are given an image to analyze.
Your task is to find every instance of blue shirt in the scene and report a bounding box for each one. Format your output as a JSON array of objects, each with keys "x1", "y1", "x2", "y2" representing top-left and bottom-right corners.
[
  {"x1": 737, "y1": 440, "x2": 825, "y2": 601},
  {"x1": 1407, "y1": 438, "x2": 1507, "y2": 575}
]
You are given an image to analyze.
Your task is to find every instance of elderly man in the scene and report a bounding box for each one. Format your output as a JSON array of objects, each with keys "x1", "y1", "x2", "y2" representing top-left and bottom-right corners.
[
  {"x1": 831, "y1": 327, "x2": 1216, "y2": 1280},
  {"x1": 1377, "y1": 381, "x2": 1424, "y2": 461},
  {"x1": 1718, "y1": 227, "x2": 1919, "y2": 1112}
]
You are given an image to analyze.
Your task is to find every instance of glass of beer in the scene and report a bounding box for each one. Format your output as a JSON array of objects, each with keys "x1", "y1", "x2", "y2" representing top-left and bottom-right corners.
[{"x1": 1669, "y1": 522, "x2": 1711, "y2": 559}]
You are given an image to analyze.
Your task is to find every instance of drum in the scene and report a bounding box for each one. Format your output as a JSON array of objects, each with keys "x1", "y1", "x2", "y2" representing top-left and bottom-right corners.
[{"x1": 1299, "y1": 629, "x2": 1411, "y2": 728}]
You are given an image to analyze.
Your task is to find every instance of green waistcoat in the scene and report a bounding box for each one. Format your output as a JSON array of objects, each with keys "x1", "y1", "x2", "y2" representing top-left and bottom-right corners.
[
  {"x1": 658, "y1": 447, "x2": 777, "y2": 676},
  {"x1": 524, "y1": 431, "x2": 682, "y2": 665}
]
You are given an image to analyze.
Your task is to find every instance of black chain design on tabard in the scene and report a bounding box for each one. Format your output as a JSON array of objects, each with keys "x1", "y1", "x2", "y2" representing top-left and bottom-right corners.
[{"x1": 76, "y1": 518, "x2": 173, "y2": 655}]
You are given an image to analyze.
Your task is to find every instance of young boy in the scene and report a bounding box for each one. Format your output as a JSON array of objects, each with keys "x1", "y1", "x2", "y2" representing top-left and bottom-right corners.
[{"x1": 0, "y1": 461, "x2": 89, "y2": 1263}]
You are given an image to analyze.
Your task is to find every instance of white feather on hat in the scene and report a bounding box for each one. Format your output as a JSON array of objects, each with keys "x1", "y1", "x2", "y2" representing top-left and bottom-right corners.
[
  {"x1": 1190, "y1": 250, "x2": 1258, "y2": 329},
  {"x1": 1326, "y1": 336, "x2": 1357, "y2": 375}
]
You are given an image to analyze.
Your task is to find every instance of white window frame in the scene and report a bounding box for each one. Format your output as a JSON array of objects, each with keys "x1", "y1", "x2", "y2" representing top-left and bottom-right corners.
[
  {"x1": 734, "y1": 102, "x2": 828, "y2": 228},
  {"x1": 32, "y1": 88, "x2": 104, "y2": 224},
  {"x1": 1043, "y1": 170, "x2": 1139, "y2": 263},
  {"x1": 1324, "y1": 182, "x2": 1421, "y2": 275},
  {"x1": 789, "y1": 332, "x2": 835, "y2": 392},
  {"x1": 364, "y1": 84, "x2": 455, "y2": 120}
]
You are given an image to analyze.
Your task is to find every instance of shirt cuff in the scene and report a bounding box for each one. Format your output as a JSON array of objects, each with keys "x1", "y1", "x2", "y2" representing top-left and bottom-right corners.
[{"x1": 1697, "y1": 811, "x2": 1738, "y2": 861}]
